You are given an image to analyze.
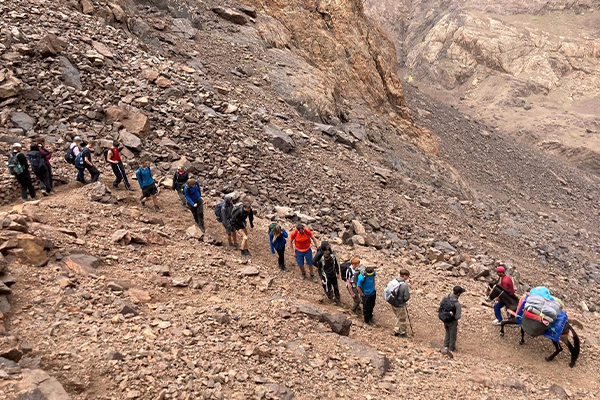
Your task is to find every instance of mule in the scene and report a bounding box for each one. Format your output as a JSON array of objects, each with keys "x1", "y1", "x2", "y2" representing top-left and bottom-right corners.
[{"x1": 485, "y1": 282, "x2": 580, "y2": 368}]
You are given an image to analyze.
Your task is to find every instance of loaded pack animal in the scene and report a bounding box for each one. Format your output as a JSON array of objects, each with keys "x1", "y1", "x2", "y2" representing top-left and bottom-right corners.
[{"x1": 485, "y1": 282, "x2": 580, "y2": 368}]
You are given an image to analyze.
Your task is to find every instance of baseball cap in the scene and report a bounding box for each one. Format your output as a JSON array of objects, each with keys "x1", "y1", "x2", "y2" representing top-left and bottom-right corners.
[
  {"x1": 453, "y1": 286, "x2": 466, "y2": 295},
  {"x1": 496, "y1": 266, "x2": 506, "y2": 273}
]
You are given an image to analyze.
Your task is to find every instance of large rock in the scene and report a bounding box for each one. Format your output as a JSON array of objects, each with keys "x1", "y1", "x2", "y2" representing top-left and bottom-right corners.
[
  {"x1": 338, "y1": 336, "x2": 389, "y2": 376},
  {"x1": 0, "y1": 69, "x2": 23, "y2": 99},
  {"x1": 64, "y1": 253, "x2": 101, "y2": 276},
  {"x1": 15, "y1": 234, "x2": 48, "y2": 264},
  {"x1": 0, "y1": 281, "x2": 11, "y2": 295},
  {"x1": 59, "y1": 56, "x2": 82, "y2": 90},
  {"x1": 92, "y1": 41, "x2": 114, "y2": 58},
  {"x1": 37, "y1": 34, "x2": 66, "y2": 57},
  {"x1": 293, "y1": 303, "x2": 352, "y2": 336},
  {"x1": 10, "y1": 112, "x2": 35, "y2": 132},
  {"x1": 212, "y1": 7, "x2": 248, "y2": 25},
  {"x1": 105, "y1": 105, "x2": 150, "y2": 135},
  {"x1": 266, "y1": 125, "x2": 295, "y2": 153},
  {"x1": 351, "y1": 220, "x2": 366, "y2": 235},
  {"x1": 119, "y1": 131, "x2": 142, "y2": 151},
  {"x1": 15, "y1": 369, "x2": 70, "y2": 400}
]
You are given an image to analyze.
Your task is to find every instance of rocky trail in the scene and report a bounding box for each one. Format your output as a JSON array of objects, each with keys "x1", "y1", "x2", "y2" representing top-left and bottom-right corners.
[{"x1": 1, "y1": 0, "x2": 600, "y2": 398}]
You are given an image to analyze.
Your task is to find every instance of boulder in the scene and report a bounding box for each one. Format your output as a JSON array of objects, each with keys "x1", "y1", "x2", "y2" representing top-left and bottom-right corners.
[
  {"x1": 240, "y1": 266, "x2": 259, "y2": 276},
  {"x1": 350, "y1": 235, "x2": 365, "y2": 246},
  {"x1": 119, "y1": 131, "x2": 142, "y2": 151},
  {"x1": 10, "y1": 111, "x2": 35, "y2": 132},
  {"x1": 351, "y1": 220, "x2": 366, "y2": 235},
  {"x1": 0, "y1": 69, "x2": 23, "y2": 99},
  {"x1": 266, "y1": 125, "x2": 295, "y2": 153},
  {"x1": 0, "y1": 281, "x2": 11, "y2": 295},
  {"x1": 81, "y1": 0, "x2": 94, "y2": 14},
  {"x1": 105, "y1": 105, "x2": 150, "y2": 135},
  {"x1": 186, "y1": 225, "x2": 204, "y2": 240},
  {"x1": 15, "y1": 234, "x2": 48, "y2": 264},
  {"x1": 37, "y1": 34, "x2": 66, "y2": 57},
  {"x1": 155, "y1": 76, "x2": 173, "y2": 88},
  {"x1": 338, "y1": 336, "x2": 389, "y2": 376},
  {"x1": 59, "y1": 56, "x2": 82, "y2": 90},
  {"x1": 239, "y1": 5, "x2": 258, "y2": 18},
  {"x1": 275, "y1": 206, "x2": 294, "y2": 218},
  {"x1": 426, "y1": 248, "x2": 444, "y2": 262},
  {"x1": 64, "y1": 253, "x2": 101, "y2": 276},
  {"x1": 0, "y1": 296, "x2": 10, "y2": 314},
  {"x1": 15, "y1": 369, "x2": 70, "y2": 400},
  {"x1": 212, "y1": 6, "x2": 248, "y2": 25},
  {"x1": 92, "y1": 41, "x2": 114, "y2": 58},
  {"x1": 434, "y1": 241, "x2": 457, "y2": 253},
  {"x1": 109, "y1": 2, "x2": 126, "y2": 22},
  {"x1": 293, "y1": 303, "x2": 352, "y2": 336}
]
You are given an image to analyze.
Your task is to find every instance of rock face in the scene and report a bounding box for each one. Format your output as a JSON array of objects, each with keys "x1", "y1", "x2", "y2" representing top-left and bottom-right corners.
[
  {"x1": 0, "y1": 69, "x2": 23, "y2": 99},
  {"x1": 15, "y1": 369, "x2": 70, "y2": 400}
]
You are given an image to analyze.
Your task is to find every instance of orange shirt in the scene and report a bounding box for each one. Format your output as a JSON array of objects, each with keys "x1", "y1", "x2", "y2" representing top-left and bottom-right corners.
[{"x1": 290, "y1": 228, "x2": 313, "y2": 252}]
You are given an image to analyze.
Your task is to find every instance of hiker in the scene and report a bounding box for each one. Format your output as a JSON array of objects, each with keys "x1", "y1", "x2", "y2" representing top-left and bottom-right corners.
[
  {"x1": 216, "y1": 194, "x2": 236, "y2": 247},
  {"x1": 106, "y1": 142, "x2": 133, "y2": 191},
  {"x1": 37, "y1": 138, "x2": 53, "y2": 192},
  {"x1": 357, "y1": 266, "x2": 377, "y2": 326},
  {"x1": 345, "y1": 258, "x2": 363, "y2": 314},
  {"x1": 184, "y1": 178, "x2": 204, "y2": 231},
  {"x1": 269, "y1": 223, "x2": 288, "y2": 270},
  {"x1": 313, "y1": 241, "x2": 335, "y2": 266},
  {"x1": 7, "y1": 143, "x2": 36, "y2": 201},
  {"x1": 136, "y1": 160, "x2": 161, "y2": 212},
  {"x1": 231, "y1": 202, "x2": 254, "y2": 258},
  {"x1": 439, "y1": 286, "x2": 465, "y2": 352},
  {"x1": 28, "y1": 143, "x2": 52, "y2": 195},
  {"x1": 492, "y1": 266, "x2": 515, "y2": 326},
  {"x1": 385, "y1": 269, "x2": 411, "y2": 337},
  {"x1": 172, "y1": 166, "x2": 189, "y2": 207},
  {"x1": 75, "y1": 141, "x2": 100, "y2": 183},
  {"x1": 316, "y1": 250, "x2": 341, "y2": 305},
  {"x1": 289, "y1": 224, "x2": 319, "y2": 281},
  {"x1": 65, "y1": 136, "x2": 82, "y2": 178}
]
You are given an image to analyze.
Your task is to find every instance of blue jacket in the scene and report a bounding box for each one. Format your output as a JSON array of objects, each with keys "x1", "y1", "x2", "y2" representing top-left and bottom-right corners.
[
  {"x1": 269, "y1": 229, "x2": 288, "y2": 253},
  {"x1": 357, "y1": 271, "x2": 376, "y2": 296},
  {"x1": 184, "y1": 182, "x2": 202, "y2": 206},
  {"x1": 136, "y1": 166, "x2": 154, "y2": 189}
]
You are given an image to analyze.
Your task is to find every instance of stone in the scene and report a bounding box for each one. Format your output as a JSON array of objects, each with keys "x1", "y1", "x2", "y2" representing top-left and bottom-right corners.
[
  {"x1": 16, "y1": 234, "x2": 48, "y2": 264},
  {"x1": 434, "y1": 241, "x2": 456, "y2": 253},
  {"x1": 0, "y1": 296, "x2": 10, "y2": 314},
  {"x1": 172, "y1": 277, "x2": 191, "y2": 287},
  {"x1": 10, "y1": 111, "x2": 35, "y2": 132},
  {"x1": 150, "y1": 265, "x2": 170, "y2": 276},
  {"x1": 64, "y1": 253, "x2": 101, "y2": 276},
  {"x1": 212, "y1": 7, "x2": 248, "y2": 25},
  {"x1": 239, "y1": 5, "x2": 258, "y2": 18},
  {"x1": 350, "y1": 235, "x2": 365, "y2": 246},
  {"x1": 265, "y1": 384, "x2": 294, "y2": 400},
  {"x1": 141, "y1": 69, "x2": 159, "y2": 81},
  {"x1": 275, "y1": 206, "x2": 294, "y2": 218},
  {"x1": 106, "y1": 350, "x2": 124, "y2": 361},
  {"x1": 339, "y1": 336, "x2": 389, "y2": 376},
  {"x1": 0, "y1": 281, "x2": 12, "y2": 295},
  {"x1": 0, "y1": 69, "x2": 23, "y2": 99},
  {"x1": 92, "y1": 41, "x2": 114, "y2": 58},
  {"x1": 59, "y1": 56, "x2": 82, "y2": 90},
  {"x1": 426, "y1": 248, "x2": 444, "y2": 262},
  {"x1": 117, "y1": 300, "x2": 138, "y2": 316},
  {"x1": 266, "y1": 125, "x2": 295, "y2": 153},
  {"x1": 186, "y1": 224, "x2": 204, "y2": 240},
  {"x1": 155, "y1": 76, "x2": 173, "y2": 88},
  {"x1": 105, "y1": 105, "x2": 150, "y2": 135},
  {"x1": 0, "y1": 348, "x2": 22, "y2": 362},
  {"x1": 109, "y1": 3, "x2": 126, "y2": 21},
  {"x1": 351, "y1": 220, "x2": 366, "y2": 235},
  {"x1": 118, "y1": 131, "x2": 142, "y2": 151},
  {"x1": 240, "y1": 266, "x2": 259, "y2": 276},
  {"x1": 81, "y1": 0, "x2": 94, "y2": 14},
  {"x1": 15, "y1": 369, "x2": 70, "y2": 400},
  {"x1": 549, "y1": 384, "x2": 568, "y2": 400},
  {"x1": 294, "y1": 303, "x2": 351, "y2": 336},
  {"x1": 37, "y1": 34, "x2": 66, "y2": 57}
]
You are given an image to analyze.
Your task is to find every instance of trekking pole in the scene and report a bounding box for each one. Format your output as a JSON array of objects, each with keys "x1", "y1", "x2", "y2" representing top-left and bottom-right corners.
[{"x1": 406, "y1": 305, "x2": 415, "y2": 335}]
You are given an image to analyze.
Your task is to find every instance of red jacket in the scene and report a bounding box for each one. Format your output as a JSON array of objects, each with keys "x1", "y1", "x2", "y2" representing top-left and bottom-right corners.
[{"x1": 500, "y1": 275, "x2": 515, "y2": 296}]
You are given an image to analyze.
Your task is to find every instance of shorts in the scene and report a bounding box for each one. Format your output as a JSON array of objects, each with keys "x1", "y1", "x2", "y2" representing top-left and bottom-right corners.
[
  {"x1": 223, "y1": 223, "x2": 233, "y2": 235},
  {"x1": 141, "y1": 183, "x2": 158, "y2": 198},
  {"x1": 295, "y1": 249, "x2": 313, "y2": 267}
]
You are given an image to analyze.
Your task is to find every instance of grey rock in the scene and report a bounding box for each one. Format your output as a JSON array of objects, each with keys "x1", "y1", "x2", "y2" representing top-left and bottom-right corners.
[
  {"x1": 434, "y1": 241, "x2": 456, "y2": 253},
  {"x1": 0, "y1": 281, "x2": 12, "y2": 295},
  {"x1": 212, "y1": 6, "x2": 248, "y2": 25},
  {"x1": 339, "y1": 335, "x2": 389, "y2": 375},
  {"x1": 59, "y1": 56, "x2": 82, "y2": 90},
  {"x1": 119, "y1": 131, "x2": 142, "y2": 151},
  {"x1": 549, "y1": 384, "x2": 568, "y2": 400},
  {"x1": 266, "y1": 125, "x2": 295, "y2": 153},
  {"x1": 116, "y1": 300, "x2": 138, "y2": 316},
  {"x1": 238, "y1": 5, "x2": 257, "y2": 18},
  {"x1": 106, "y1": 350, "x2": 124, "y2": 361},
  {"x1": 294, "y1": 303, "x2": 352, "y2": 336},
  {"x1": 10, "y1": 112, "x2": 35, "y2": 132},
  {"x1": 15, "y1": 369, "x2": 70, "y2": 400}
]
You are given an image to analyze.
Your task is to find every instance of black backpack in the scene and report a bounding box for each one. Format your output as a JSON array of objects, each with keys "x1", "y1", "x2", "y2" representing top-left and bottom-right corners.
[
  {"x1": 340, "y1": 261, "x2": 351, "y2": 281},
  {"x1": 28, "y1": 152, "x2": 44, "y2": 169},
  {"x1": 214, "y1": 201, "x2": 224, "y2": 222},
  {"x1": 438, "y1": 296, "x2": 456, "y2": 323},
  {"x1": 7, "y1": 153, "x2": 24, "y2": 175},
  {"x1": 64, "y1": 146, "x2": 76, "y2": 164},
  {"x1": 103, "y1": 148, "x2": 110, "y2": 162}
]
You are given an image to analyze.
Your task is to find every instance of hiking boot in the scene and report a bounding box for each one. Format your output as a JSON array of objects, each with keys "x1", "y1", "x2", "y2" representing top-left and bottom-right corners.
[
  {"x1": 113, "y1": 184, "x2": 119, "y2": 189},
  {"x1": 140, "y1": 201, "x2": 146, "y2": 208},
  {"x1": 310, "y1": 274, "x2": 317, "y2": 283},
  {"x1": 367, "y1": 321, "x2": 378, "y2": 328},
  {"x1": 334, "y1": 298, "x2": 342, "y2": 306},
  {"x1": 42, "y1": 190, "x2": 48, "y2": 197},
  {"x1": 278, "y1": 264, "x2": 285, "y2": 271},
  {"x1": 126, "y1": 187, "x2": 134, "y2": 191},
  {"x1": 154, "y1": 206, "x2": 163, "y2": 213},
  {"x1": 301, "y1": 274, "x2": 307, "y2": 280},
  {"x1": 392, "y1": 332, "x2": 408, "y2": 338},
  {"x1": 492, "y1": 319, "x2": 501, "y2": 326},
  {"x1": 245, "y1": 250, "x2": 252, "y2": 257}
]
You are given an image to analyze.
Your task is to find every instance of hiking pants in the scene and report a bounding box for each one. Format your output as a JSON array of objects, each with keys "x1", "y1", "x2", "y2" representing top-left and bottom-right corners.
[
  {"x1": 85, "y1": 164, "x2": 100, "y2": 183},
  {"x1": 174, "y1": 183, "x2": 187, "y2": 206},
  {"x1": 392, "y1": 305, "x2": 408, "y2": 335},
  {"x1": 350, "y1": 286, "x2": 361, "y2": 312},
  {"x1": 111, "y1": 161, "x2": 130, "y2": 189},
  {"x1": 362, "y1": 292, "x2": 376, "y2": 323},
  {"x1": 46, "y1": 164, "x2": 53, "y2": 190},
  {"x1": 324, "y1": 276, "x2": 340, "y2": 300},
  {"x1": 444, "y1": 319, "x2": 458, "y2": 351},
  {"x1": 16, "y1": 173, "x2": 36, "y2": 200},
  {"x1": 190, "y1": 200, "x2": 204, "y2": 230},
  {"x1": 275, "y1": 247, "x2": 285, "y2": 267},
  {"x1": 494, "y1": 301, "x2": 505, "y2": 321},
  {"x1": 32, "y1": 166, "x2": 51, "y2": 192},
  {"x1": 76, "y1": 167, "x2": 85, "y2": 183}
]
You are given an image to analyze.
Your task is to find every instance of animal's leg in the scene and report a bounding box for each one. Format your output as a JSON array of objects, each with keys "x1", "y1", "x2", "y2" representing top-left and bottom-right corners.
[
  {"x1": 520, "y1": 327, "x2": 525, "y2": 345},
  {"x1": 546, "y1": 341, "x2": 563, "y2": 362}
]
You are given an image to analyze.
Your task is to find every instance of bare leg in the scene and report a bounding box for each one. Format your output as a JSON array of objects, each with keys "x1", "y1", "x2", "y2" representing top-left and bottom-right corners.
[
  {"x1": 240, "y1": 229, "x2": 248, "y2": 251},
  {"x1": 152, "y1": 195, "x2": 158, "y2": 207}
]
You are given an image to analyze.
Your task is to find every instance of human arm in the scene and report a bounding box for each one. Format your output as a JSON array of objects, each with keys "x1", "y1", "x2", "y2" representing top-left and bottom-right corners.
[
  {"x1": 357, "y1": 274, "x2": 365, "y2": 297},
  {"x1": 454, "y1": 302, "x2": 462, "y2": 320},
  {"x1": 184, "y1": 186, "x2": 194, "y2": 206},
  {"x1": 172, "y1": 173, "x2": 177, "y2": 190},
  {"x1": 84, "y1": 150, "x2": 93, "y2": 166},
  {"x1": 310, "y1": 231, "x2": 318, "y2": 248},
  {"x1": 248, "y1": 209, "x2": 254, "y2": 229},
  {"x1": 136, "y1": 169, "x2": 143, "y2": 189},
  {"x1": 334, "y1": 257, "x2": 340, "y2": 278},
  {"x1": 403, "y1": 284, "x2": 411, "y2": 303},
  {"x1": 269, "y1": 232, "x2": 275, "y2": 254}
]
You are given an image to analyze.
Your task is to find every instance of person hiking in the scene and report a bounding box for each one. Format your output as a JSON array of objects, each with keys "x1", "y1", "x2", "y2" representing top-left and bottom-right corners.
[
  {"x1": 75, "y1": 141, "x2": 100, "y2": 183},
  {"x1": 106, "y1": 141, "x2": 133, "y2": 191},
  {"x1": 289, "y1": 224, "x2": 319, "y2": 282},
  {"x1": 492, "y1": 266, "x2": 515, "y2": 326},
  {"x1": 385, "y1": 269, "x2": 411, "y2": 337},
  {"x1": 66, "y1": 136, "x2": 82, "y2": 178},
  {"x1": 136, "y1": 160, "x2": 161, "y2": 212},
  {"x1": 184, "y1": 178, "x2": 204, "y2": 231},
  {"x1": 313, "y1": 241, "x2": 335, "y2": 266},
  {"x1": 439, "y1": 286, "x2": 465, "y2": 353},
  {"x1": 172, "y1": 166, "x2": 189, "y2": 207},
  {"x1": 28, "y1": 143, "x2": 52, "y2": 196},
  {"x1": 37, "y1": 138, "x2": 53, "y2": 192},
  {"x1": 269, "y1": 223, "x2": 288, "y2": 270},
  {"x1": 345, "y1": 258, "x2": 362, "y2": 314},
  {"x1": 7, "y1": 143, "x2": 36, "y2": 201},
  {"x1": 217, "y1": 194, "x2": 236, "y2": 247},
  {"x1": 231, "y1": 202, "x2": 254, "y2": 258},
  {"x1": 357, "y1": 266, "x2": 377, "y2": 326},
  {"x1": 316, "y1": 250, "x2": 341, "y2": 305}
]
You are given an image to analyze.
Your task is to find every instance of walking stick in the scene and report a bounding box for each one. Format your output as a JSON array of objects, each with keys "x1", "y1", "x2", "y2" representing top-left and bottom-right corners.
[{"x1": 406, "y1": 305, "x2": 415, "y2": 335}]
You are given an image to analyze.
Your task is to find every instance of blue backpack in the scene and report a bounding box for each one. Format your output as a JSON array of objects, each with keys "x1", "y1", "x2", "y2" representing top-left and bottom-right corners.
[
  {"x1": 74, "y1": 148, "x2": 87, "y2": 168},
  {"x1": 214, "y1": 201, "x2": 224, "y2": 222}
]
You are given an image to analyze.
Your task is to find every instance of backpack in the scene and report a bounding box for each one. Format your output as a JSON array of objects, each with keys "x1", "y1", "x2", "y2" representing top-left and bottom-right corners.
[
  {"x1": 64, "y1": 146, "x2": 76, "y2": 164},
  {"x1": 103, "y1": 148, "x2": 110, "y2": 162},
  {"x1": 384, "y1": 279, "x2": 405, "y2": 307},
  {"x1": 214, "y1": 201, "x2": 224, "y2": 222},
  {"x1": 340, "y1": 261, "x2": 351, "y2": 282},
  {"x1": 438, "y1": 296, "x2": 456, "y2": 323},
  {"x1": 6, "y1": 153, "x2": 24, "y2": 175},
  {"x1": 75, "y1": 148, "x2": 87, "y2": 168},
  {"x1": 28, "y1": 152, "x2": 45, "y2": 169}
]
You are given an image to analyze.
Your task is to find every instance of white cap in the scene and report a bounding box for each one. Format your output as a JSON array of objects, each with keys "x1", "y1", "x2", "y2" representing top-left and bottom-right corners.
[
  {"x1": 12, "y1": 142, "x2": 22, "y2": 148},
  {"x1": 74, "y1": 136, "x2": 82, "y2": 142}
]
